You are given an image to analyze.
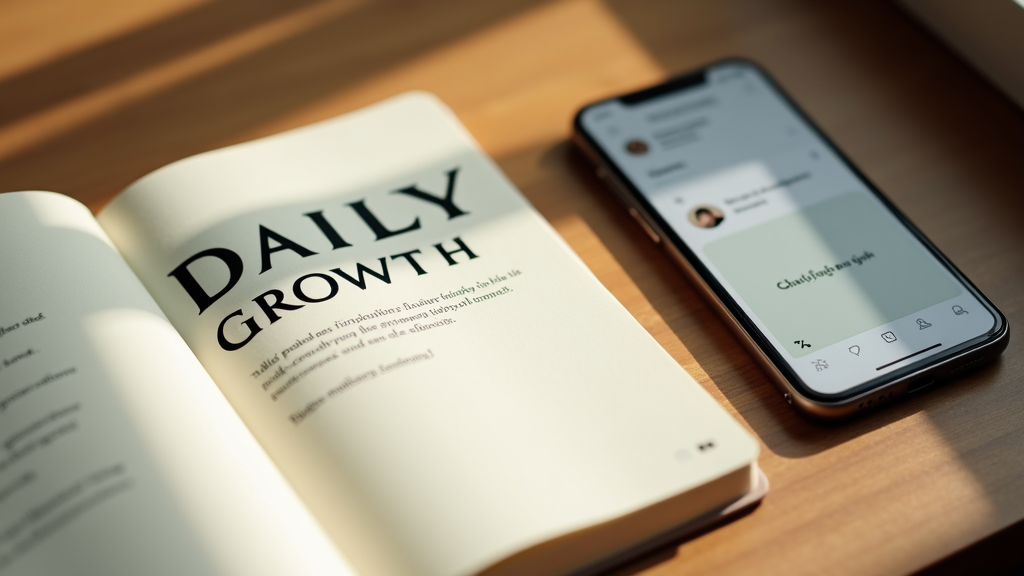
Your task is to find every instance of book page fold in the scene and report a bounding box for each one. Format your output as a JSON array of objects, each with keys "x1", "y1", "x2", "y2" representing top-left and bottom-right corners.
[{"x1": 0, "y1": 191, "x2": 353, "y2": 576}]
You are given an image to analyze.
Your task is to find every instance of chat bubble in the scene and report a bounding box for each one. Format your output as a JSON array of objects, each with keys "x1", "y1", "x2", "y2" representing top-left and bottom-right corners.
[{"x1": 704, "y1": 192, "x2": 961, "y2": 357}]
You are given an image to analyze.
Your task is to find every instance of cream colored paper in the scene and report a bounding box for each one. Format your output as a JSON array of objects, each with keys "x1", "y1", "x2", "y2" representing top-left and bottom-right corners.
[{"x1": 99, "y1": 92, "x2": 758, "y2": 576}]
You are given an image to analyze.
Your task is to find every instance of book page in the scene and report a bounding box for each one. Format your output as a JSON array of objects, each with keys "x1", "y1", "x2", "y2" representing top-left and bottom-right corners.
[
  {"x1": 99, "y1": 93, "x2": 758, "y2": 576},
  {"x1": 0, "y1": 192, "x2": 353, "y2": 576}
]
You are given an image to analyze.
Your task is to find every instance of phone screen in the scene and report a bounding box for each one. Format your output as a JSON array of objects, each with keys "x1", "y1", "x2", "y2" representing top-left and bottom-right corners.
[{"x1": 578, "y1": 60, "x2": 999, "y2": 396}]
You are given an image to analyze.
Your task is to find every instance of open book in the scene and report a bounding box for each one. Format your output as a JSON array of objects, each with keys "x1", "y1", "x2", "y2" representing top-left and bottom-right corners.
[{"x1": 0, "y1": 93, "x2": 763, "y2": 576}]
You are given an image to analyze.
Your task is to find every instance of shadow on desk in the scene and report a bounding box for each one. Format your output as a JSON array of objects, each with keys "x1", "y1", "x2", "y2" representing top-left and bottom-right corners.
[
  {"x1": 914, "y1": 517, "x2": 1024, "y2": 576},
  {"x1": 0, "y1": 0, "x2": 552, "y2": 207}
]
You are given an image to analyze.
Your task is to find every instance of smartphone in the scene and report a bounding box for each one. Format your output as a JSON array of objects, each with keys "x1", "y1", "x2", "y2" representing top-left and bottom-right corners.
[{"x1": 573, "y1": 59, "x2": 1009, "y2": 419}]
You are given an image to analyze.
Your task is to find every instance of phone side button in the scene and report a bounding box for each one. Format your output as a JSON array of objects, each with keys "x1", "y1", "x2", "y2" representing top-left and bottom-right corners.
[{"x1": 628, "y1": 207, "x2": 661, "y2": 244}]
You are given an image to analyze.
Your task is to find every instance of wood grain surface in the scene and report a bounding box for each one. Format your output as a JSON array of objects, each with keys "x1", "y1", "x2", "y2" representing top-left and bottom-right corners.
[{"x1": 3, "y1": 0, "x2": 1023, "y2": 574}]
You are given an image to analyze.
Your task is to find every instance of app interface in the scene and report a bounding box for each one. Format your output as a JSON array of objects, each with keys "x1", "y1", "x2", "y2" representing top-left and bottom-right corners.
[{"x1": 581, "y1": 62, "x2": 996, "y2": 394}]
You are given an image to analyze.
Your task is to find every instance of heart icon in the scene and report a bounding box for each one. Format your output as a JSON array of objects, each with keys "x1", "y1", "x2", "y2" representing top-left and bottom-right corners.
[{"x1": 849, "y1": 345, "x2": 861, "y2": 356}]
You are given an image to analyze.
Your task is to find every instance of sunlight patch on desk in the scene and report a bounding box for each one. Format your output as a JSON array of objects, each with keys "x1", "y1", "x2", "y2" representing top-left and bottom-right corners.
[
  {"x1": 245, "y1": 0, "x2": 665, "y2": 157},
  {"x1": 0, "y1": 0, "x2": 365, "y2": 160},
  {"x1": 0, "y1": 0, "x2": 210, "y2": 80}
]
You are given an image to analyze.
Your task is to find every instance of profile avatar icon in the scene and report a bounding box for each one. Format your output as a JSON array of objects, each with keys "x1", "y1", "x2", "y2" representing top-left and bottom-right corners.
[
  {"x1": 688, "y1": 205, "x2": 725, "y2": 229},
  {"x1": 916, "y1": 318, "x2": 932, "y2": 330},
  {"x1": 624, "y1": 139, "x2": 649, "y2": 155}
]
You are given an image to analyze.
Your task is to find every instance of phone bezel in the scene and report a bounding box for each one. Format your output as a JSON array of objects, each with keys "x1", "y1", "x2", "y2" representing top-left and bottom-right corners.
[{"x1": 572, "y1": 58, "x2": 1009, "y2": 410}]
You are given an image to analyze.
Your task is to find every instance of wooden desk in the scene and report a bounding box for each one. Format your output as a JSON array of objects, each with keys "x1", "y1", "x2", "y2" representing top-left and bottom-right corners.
[{"x1": 3, "y1": 0, "x2": 1023, "y2": 574}]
